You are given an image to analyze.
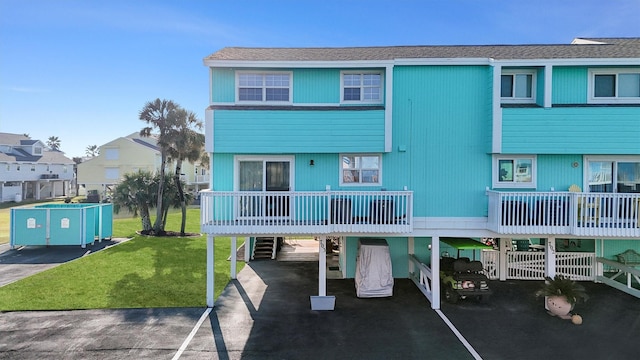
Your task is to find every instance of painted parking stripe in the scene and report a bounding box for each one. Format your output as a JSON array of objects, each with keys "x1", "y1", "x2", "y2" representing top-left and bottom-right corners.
[
  {"x1": 173, "y1": 307, "x2": 212, "y2": 360},
  {"x1": 435, "y1": 309, "x2": 483, "y2": 360}
]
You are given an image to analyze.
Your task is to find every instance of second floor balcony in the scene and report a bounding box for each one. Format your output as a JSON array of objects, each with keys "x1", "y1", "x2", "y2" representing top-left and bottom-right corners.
[
  {"x1": 487, "y1": 190, "x2": 640, "y2": 238},
  {"x1": 200, "y1": 190, "x2": 413, "y2": 235}
]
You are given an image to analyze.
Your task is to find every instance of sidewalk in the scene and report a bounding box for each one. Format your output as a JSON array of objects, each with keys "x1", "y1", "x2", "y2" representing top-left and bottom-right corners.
[{"x1": 0, "y1": 239, "x2": 128, "y2": 287}]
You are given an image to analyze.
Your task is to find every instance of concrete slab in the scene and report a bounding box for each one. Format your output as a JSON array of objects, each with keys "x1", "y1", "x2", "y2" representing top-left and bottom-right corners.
[{"x1": 0, "y1": 259, "x2": 639, "y2": 359}]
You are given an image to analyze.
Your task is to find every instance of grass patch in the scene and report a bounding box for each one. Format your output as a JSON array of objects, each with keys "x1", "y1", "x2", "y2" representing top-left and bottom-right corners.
[{"x1": 0, "y1": 208, "x2": 245, "y2": 310}]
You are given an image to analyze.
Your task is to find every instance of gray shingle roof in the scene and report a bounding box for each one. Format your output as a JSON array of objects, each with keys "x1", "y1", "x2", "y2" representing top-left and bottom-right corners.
[{"x1": 204, "y1": 38, "x2": 640, "y2": 62}]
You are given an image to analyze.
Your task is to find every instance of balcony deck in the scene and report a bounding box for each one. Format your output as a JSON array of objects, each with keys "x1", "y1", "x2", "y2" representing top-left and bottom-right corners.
[
  {"x1": 487, "y1": 190, "x2": 640, "y2": 238},
  {"x1": 200, "y1": 190, "x2": 413, "y2": 235}
]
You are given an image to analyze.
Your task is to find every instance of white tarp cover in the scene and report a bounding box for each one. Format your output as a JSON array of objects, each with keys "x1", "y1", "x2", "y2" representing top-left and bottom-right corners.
[{"x1": 355, "y1": 238, "x2": 394, "y2": 298}]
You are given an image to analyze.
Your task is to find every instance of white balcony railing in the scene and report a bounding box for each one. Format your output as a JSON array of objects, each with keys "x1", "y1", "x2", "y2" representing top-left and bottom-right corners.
[
  {"x1": 487, "y1": 190, "x2": 640, "y2": 238},
  {"x1": 200, "y1": 190, "x2": 413, "y2": 235}
]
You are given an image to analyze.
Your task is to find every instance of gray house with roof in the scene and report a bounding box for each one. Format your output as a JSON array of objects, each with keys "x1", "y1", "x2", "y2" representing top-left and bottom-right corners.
[{"x1": 0, "y1": 132, "x2": 75, "y2": 202}]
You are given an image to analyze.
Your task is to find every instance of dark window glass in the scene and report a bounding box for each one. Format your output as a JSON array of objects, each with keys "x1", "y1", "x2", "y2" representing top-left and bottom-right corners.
[
  {"x1": 594, "y1": 74, "x2": 616, "y2": 97},
  {"x1": 501, "y1": 75, "x2": 513, "y2": 97}
]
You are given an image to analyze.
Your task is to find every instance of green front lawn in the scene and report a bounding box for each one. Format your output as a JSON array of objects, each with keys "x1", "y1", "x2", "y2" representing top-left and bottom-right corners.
[{"x1": 0, "y1": 208, "x2": 244, "y2": 310}]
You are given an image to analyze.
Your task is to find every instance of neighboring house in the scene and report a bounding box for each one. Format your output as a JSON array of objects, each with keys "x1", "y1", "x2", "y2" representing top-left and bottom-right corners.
[
  {"x1": 77, "y1": 132, "x2": 208, "y2": 199},
  {"x1": 199, "y1": 38, "x2": 640, "y2": 309},
  {"x1": 0, "y1": 132, "x2": 75, "y2": 202}
]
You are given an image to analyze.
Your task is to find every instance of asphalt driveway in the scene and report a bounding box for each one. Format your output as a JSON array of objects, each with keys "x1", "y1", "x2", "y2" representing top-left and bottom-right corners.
[{"x1": 1, "y1": 258, "x2": 639, "y2": 359}]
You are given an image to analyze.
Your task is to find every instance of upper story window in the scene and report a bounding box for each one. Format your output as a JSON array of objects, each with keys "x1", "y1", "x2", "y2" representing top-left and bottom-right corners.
[
  {"x1": 341, "y1": 154, "x2": 381, "y2": 186},
  {"x1": 501, "y1": 70, "x2": 536, "y2": 104},
  {"x1": 341, "y1": 71, "x2": 383, "y2": 104},
  {"x1": 589, "y1": 68, "x2": 640, "y2": 104},
  {"x1": 493, "y1": 155, "x2": 537, "y2": 189},
  {"x1": 33, "y1": 146, "x2": 42, "y2": 155},
  {"x1": 105, "y1": 148, "x2": 119, "y2": 160},
  {"x1": 237, "y1": 72, "x2": 291, "y2": 103}
]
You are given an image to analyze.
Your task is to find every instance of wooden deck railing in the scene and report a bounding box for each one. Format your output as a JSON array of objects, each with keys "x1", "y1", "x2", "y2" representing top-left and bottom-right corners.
[
  {"x1": 487, "y1": 190, "x2": 640, "y2": 238},
  {"x1": 200, "y1": 190, "x2": 413, "y2": 235}
]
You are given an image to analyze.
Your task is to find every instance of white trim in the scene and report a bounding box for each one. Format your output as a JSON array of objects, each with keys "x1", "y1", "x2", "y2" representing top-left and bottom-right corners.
[
  {"x1": 544, "y1": 65, "x2": 552, "y2": 108},
  {"x1": 204, "y1": 59, "x2": 395, "y2": 68},
  {"x1": 587, "y1": 68, "x2": 640, "y2": 104},
  {"x1": 491, "y1": 64, "x2": 502, "y2": 153},
  {"x1": 339, "y1": 153, "x2": 382, "y2": 187},
  {"x1": 235, "y1": 70, "x2": 293, "y2": 105},
  {"x1": 385, "y1": 65, "x2": 393, "y2": 152},
  {"x1": 205, "y1": 109, "x2": 214, "y2": 153},
  {"x1": 492, "y1": 155, "x2": 537, "y2": 189},
  {"x1": 500, "y1": 69, "x2": 537, "y2": 104},
  {"x1": 339, "y1": 70, "x2": 384, "y2": 105},
  {"x1": 204, "y1": 57, "x2": 640, "y2": 69}
]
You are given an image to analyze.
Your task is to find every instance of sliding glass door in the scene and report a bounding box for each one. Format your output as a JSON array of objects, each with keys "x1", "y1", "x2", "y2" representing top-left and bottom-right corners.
[{"x1": 238, "y1": 157, "x2": 292, "y2": 218}]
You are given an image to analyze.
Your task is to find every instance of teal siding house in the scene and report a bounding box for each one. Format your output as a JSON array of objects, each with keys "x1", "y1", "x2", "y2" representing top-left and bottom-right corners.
[{"x1": 200, "y1": 38, "x2": 640, "y2": 310}]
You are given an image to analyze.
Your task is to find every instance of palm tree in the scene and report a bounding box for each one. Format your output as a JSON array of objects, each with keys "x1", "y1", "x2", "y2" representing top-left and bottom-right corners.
[
  {"x1": 165, "y1": 108, "x2": 204, "y2": 235},
  {"x1": 111, "y1": 170, "x2": 156, "y2": 233},
  {"x1": 139, "y1": 98, "x2": 179, "y2": 235},
  {"x1": 47, "y1": 136, "x2": 61, "y2": 151},
  {"x1": 85, "y1": 145, "x2": 100, "y2": 157}
]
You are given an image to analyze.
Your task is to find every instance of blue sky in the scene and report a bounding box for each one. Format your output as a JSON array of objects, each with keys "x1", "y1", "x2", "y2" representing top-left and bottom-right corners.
[{"x1": 1, "y1": 0, "x2": 639, "y2": 158}]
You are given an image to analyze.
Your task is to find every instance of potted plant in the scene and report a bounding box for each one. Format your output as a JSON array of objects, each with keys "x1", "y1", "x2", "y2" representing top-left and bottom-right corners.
[{"x1": 536, "y1": 275, "x2": 588, "y2": 324}]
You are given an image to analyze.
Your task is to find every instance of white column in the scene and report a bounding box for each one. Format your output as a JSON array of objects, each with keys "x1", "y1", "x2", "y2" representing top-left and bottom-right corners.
[
  {"x1": 499, "y1": 238, "x2": 509, "y2": 281},
  {"x1": 230, "y1": 237, "x2": 237, "y2": 279},
  {"x1": 430, "y1": 236, "x2": 440, "y2": 310},
  {"x1": 244, "y1": 237, "x2": 251, "y2": 262},
  {"x1": 408, "y1": 237, "x2": 415, "y2": 275},
  {"x1": 545, "y1": 237, "x2": 556, "y2": 278},
  {"x1": 318, "y1": 236, "x2": 327, "y2": 296},
  {"x1": 206, "y1": 235, "x2": 215, "y2": 308}
]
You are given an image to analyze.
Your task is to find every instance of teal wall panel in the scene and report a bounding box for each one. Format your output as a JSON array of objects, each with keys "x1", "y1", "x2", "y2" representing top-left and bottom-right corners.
[
  {"x1": 502, "y1": 107, "x2": 640, "y2": 154},
  {"x1": 391, "y1": 65, "x2": 492, "y2": 216},
  {"x1": 213, "y1": 110, "x2": 385, "y2": 153},
  {"x1": 552, "y1": 67, "x2": 588, "y2": 104},
  {"x1": 211, "y1": 68, "x2": 235, "y2": 103},
  {"x1": 212, "y1": 153, "x2": 235, "y2": 190},
  {"x1": 536, "y1": 155, "x2": 584, "y2": 192},
  {"x1": 293, "y1": 69, "x2": 340, "y2": 103}
]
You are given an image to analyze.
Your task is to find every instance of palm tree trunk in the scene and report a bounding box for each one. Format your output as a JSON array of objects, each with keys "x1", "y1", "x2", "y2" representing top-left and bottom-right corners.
[
  {"x1": 174, "y1": 159, "x2": 187, "y2": 235},
  {"x1": 153, "y1": 153, "x2": 166, "y2": 234},
  {"x1": 139, "y1": 203, "x2": 153, "y2": 233}
]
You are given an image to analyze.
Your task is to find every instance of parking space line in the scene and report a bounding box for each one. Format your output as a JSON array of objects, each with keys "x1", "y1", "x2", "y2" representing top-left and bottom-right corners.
[
  {"x1": 172, "y1": 307, "x2": 212, "y2": 360},
  {"x1": 435, "y1": 309, "x2": 482, "y2": 360}
]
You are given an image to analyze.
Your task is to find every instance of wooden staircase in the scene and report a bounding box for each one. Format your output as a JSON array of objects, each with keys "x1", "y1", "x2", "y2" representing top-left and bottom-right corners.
[{"x1": 252, "y1": 237, "x2": 278, "y2": 260}]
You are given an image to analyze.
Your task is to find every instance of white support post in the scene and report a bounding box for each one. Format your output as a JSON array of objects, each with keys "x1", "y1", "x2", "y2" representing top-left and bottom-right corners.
[
  {"x1": 230, "y1": 237, "x2": 237, "y2": 280},
  {"x1": 545, "y1": 237, "x2": 556, "y2": 278},
  {"x1": 408, "y1": 237, "x2": 415, "y2": 275},
  {"x1": 319, "y1": 236, "x2": 327, "y2": 296},
  {"x1": 206, "y1": 235, "x2": 215, "y2": 308},
  {"x1": 244, "y1": 237, "x2": 251, "y2": 262},
  {"x1": 431, "y1": 236, "x2": 440, "y2": 310},
  {"x1": 499, "y1": 238, "x2": 509, "y2": 281}
]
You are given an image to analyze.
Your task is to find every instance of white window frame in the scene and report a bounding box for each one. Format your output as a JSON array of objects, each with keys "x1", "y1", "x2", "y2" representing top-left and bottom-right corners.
[
  {"x1": 492, "y1": 155, "x2": 537, "y2": 189},
  {"x1": 501, "y1": 70, "x2": 536, "y2": 104},
  {"x1": 236, "y1": 71, "x2": 293, "y2": 104},
  {"x1": 340, "y1": 154, "x2": 382, "y2": 186},
  {"x1": 588, "y1": 68, "x2": 640, "y2": 104},
  {"x1": 233, "y1": 155, "x2": 295, "y2": 192},
  {"x1": 340, "y1": 71, "x2": 384, "y2": 104},
  {"x1": 583, "y1": 155, "x2": 640, "y2": 193},
  {"x1": 33, "y1": 146, "x2": 42, "y2": 155}
]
